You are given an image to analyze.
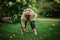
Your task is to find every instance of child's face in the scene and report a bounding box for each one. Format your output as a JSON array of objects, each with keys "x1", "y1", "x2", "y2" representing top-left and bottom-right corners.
[
  {"x1": 25, "y1": 14, "x2": 31, "y2": 21},
  {"x1": 25, "y1": 10, "x2": 30, "y2": 15},
  {"x1": 25, "y1": 8, "x2": 31, "y2": 21}
]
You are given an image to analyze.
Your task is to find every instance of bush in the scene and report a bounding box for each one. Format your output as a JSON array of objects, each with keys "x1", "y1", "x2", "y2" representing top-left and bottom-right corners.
[{"x1": 39, "y1": 2, "x2": 60, "y2": 18}]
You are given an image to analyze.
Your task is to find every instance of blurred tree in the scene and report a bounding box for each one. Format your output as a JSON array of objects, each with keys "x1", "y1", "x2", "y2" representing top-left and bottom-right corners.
[
  {"x1": 54, "y1": 0, "x2": 60, "y2": 3},
  {"x1": 0, "y1": 0, "x2": 60, "y2": 23},
  {"x1": 0, "y1": 0, "x2": 37, "y2": 23},
  {"x1": 36, "y1": 0, "x2": 60, "y2": 18}
]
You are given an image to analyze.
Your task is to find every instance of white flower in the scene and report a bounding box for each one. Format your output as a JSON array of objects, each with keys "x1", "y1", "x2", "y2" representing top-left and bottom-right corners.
[
  {"x1": 10, "y1": 36, "x2": 13, "y2": 38},
  {"x1": 16, "y1": 0, "x2": 20, "y2": 2},
  {"x1": 52, "y1": 24, "x2": 55, "y2": 26},
  {"x1": 9, "y1": 2, "x2": 13, "y2": 6},
  {"x1": 13, "y1": 34, "x2": 15, "y2": 37},
  {"x1": 49, "y1": 28, "x2": 52, "y2": 31}
]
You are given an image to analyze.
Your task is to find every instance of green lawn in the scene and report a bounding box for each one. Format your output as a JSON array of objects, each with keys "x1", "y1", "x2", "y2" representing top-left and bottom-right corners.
[{"x1": 0, "y1": 21, "x2": 60, "y2": 40}]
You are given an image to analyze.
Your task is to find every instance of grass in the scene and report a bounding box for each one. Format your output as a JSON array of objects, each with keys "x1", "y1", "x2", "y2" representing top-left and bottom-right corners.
[{"x1": 0, "y1": 21, "x2": 60, "y2": 40}]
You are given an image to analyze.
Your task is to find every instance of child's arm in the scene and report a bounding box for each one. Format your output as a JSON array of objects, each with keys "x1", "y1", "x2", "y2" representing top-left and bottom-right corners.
[
  {"x1": 30, "y1": 13, "x2": 37, "y2": 21},
  {"x1": 21, "y1": 19, "x2": 25, "y2": 28}
]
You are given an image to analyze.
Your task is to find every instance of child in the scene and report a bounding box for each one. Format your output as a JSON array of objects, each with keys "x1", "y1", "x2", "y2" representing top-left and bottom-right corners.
[{"x1": 21, "y1": 7, "x2": 37, "y2": 35}]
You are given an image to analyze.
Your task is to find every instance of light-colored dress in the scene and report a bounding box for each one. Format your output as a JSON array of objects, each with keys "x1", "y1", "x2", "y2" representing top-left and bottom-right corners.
[{"x1": 21, "y1": 8, "x2": 37, "y2": 27}]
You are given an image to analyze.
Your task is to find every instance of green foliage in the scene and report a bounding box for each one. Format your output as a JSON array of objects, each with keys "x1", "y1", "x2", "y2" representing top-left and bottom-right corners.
[
  {"x1": 30, "y1": 6, "x2": 39, "y2": 14},
  {"x1": 0, "y1": 0, "x2": 37, "y2": 23},
  {"x1": 11, "y1": 14, "x2": 21, "y2": 23},
  {"x1": 0, "y1": 0, "x2": 60, "y2": 23},
  {"x1": 37, "y1": 2, "x2": 60, "y2": 18}
]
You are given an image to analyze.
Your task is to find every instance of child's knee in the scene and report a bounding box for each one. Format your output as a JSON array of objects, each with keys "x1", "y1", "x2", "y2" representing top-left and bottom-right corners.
[{"x1": 30, "y1": 21, "x2": 36, "y2": 29}]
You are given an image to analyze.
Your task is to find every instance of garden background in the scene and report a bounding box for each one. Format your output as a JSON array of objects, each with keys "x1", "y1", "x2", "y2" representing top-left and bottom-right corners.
[{"x1": 0, "y1": 0, "x2": 60, "y2": 40}]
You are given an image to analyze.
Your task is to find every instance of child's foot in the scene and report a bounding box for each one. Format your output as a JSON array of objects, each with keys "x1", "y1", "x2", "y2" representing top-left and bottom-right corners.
[
  {"x1": 21, "y1": 30, "x2": 24, "y2": 35},
  {"x1": 34, "y1": 31, "x2": 37, "y2": 36},
  {"x1": 33, "y1": 28, "x2": 37, "y2": 36}
]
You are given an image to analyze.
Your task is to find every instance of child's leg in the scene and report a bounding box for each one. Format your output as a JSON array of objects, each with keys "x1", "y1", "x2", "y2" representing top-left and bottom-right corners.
[
  {"x1": 25, "y1": 21, "x2": 27, "y2": 28},
  {"x1": 30, "y1": 21, "x2": 37, "y2": 35}
]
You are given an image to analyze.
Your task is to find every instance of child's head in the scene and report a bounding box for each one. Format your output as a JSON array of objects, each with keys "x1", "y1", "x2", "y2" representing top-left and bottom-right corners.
[
  {"x1": 26, "y1": 8, "x2": 30, "y2": 11},
  {"x1": 25, "y1": 7, "x2": 31, "y2": 15}
]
